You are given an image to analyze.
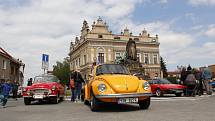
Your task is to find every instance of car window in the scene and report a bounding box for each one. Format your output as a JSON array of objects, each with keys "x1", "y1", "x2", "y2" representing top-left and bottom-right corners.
[
  {"x1": 34, "y1": 75, "x2": 60, "y2": 83},
  {"x1": 160, "y1": 79, "x2": 171, "y2": 84},
  {"x1": 96, "y1": 64, "x2": 129, "y2": 76}
]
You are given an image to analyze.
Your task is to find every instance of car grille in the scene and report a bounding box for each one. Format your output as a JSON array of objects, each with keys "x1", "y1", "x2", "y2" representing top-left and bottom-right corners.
[{"x1": 33, "y1": 89, "x2": 49, "y2": 94}]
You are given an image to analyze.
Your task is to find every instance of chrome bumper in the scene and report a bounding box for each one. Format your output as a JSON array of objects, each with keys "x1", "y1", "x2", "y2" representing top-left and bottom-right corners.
[
  {"x1": 95, "y1": 93, "x2": 152, "y2": 98},
  {"x1": 23, "y1": 95, "x2": 57, "y2": 98}
]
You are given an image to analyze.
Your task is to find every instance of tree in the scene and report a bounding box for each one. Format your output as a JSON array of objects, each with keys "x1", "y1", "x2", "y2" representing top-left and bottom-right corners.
[
  {"x1": 160, "y1": 57, "x2": 168, "y2": 78},
  {"x1": 53, "y1": 57, "x2": 70, "y2": 85}
]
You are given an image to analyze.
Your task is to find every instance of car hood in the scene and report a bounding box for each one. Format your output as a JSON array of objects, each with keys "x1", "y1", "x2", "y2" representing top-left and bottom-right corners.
[
  {"x1": 31, "y1": 82, "x2": 56, "y2": 89},
  {"x1": 98, "y1": 75, "x2": 139, "y2": 93}
]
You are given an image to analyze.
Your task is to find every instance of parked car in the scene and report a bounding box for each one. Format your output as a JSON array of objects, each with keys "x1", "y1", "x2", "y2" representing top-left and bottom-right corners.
[
  {"x1": 22, "y1": 74, "x2": 65, "y2": 105},
  {"x1": 83, "y1": 64, "x2": 152, "y2": 111},
  {"x1": 149, "y1": 78, "x2": 187, "y2": 97}
]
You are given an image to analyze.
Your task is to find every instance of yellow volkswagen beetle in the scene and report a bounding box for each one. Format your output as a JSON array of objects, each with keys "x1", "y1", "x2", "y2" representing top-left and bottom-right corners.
[{"x1": 84, "y1": 64, "x2": 152, "y2": 111}]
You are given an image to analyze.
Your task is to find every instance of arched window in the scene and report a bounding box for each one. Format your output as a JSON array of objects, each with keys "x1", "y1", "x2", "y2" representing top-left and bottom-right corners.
[{"x1": 97, "y1": 47, "x2": 105, "y2": 64}]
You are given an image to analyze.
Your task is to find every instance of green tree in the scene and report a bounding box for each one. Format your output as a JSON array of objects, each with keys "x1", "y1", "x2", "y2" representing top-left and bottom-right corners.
[
  {"x1": 160, "y1": 57, "x2": 168, "y2": 78},
  {"x1": 53, "y1": 57, "x2": 70, "y2": 85}
]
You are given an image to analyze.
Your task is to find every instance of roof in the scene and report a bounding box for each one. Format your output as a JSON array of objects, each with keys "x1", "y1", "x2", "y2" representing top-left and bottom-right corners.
[{"x1": 0, "y1": 47, "x2": 24, "y2": 65}]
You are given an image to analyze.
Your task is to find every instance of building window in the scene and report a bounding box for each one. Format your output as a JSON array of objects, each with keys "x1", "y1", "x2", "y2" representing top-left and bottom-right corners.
[
  {"x1": 115, "y1": 52, "x2": 121, "y2": 60},
  {"x1": 98, "y1": 35, "x2": 103, "y2": 38},
  {"x1": 78, "y1": 58, "x2": 81, "y2": 66},
  {"x1": 153, "y1": 55, "x2": 158, "y2": 64},
  {"x1": 98, "y1": 53, "x2": 104, "y2": 64},
  {"x1": 84, "y1": 55, "x2": 87, "y2": 65},
  {"x1": 2, "y1": 60, "x2": 7, "y2": 69},
  {"x1": 114, "y1": 36, "x2": 120, "y2": 40},
  {"x1": 144, "y1": 54, "x2": 149, "y2": 64},
  {"x1": 134, "y1": 38, "x2": 139, "y2": 41},
  {"x1": 76, "y1": 59, "x2": 78, "y2": 67},
  {"x1": 137, "y1": 53, "x2": 141, "y2": 62}
]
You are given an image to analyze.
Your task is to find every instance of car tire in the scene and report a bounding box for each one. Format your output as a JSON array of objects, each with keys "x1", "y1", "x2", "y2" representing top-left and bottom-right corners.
[
  {"x1": 90, "y1": 91, "x2": 98, "y2": 111},
  {"x1": 139, "y1": 97, "x2": 150, "y2": 109},
  {"x1": 24, "y1": 98, "x2": 31, "y2": 105},
  {"x1": 53, "y1": 94, "x2": 59, "y2": 104},
  {"x1": 155, "y1": 88, "x2": 162, "y2": 97},
  {"x1": 175, "y1": 93, "x2": 182, "y2": 97}
]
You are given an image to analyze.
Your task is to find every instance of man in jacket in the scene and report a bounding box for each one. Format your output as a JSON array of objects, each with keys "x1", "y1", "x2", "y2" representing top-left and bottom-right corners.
[
  {"x1": 202, "y1": 67, "x2": 212, "y2": 95},
  {"x1": 0, "y1": 80, "x2": 11, "y2": 108},
  {"x1": 72, "y1": 69, "x2": 85, "y2": 102}
]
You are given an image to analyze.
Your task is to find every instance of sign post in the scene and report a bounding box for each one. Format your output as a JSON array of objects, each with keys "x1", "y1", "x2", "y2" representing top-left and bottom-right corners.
[{"x1": 42, "y1": 54, "x2": 49, "y2": 74}]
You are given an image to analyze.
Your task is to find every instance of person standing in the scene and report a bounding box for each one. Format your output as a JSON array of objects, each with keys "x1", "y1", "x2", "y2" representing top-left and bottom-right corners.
[
  {"x1": 194, "y1": 68, "x2": 203, "y2": 95},
  {"x1": 0, "y1": 80, "x2": 11, "y2": 108},
  {"x1": 69, "y1": 73, "x2": 75, "y2": 102},
  {"x1": 27, "y1": 78, "x2": 32, "y2": 86},
  {"x1": 73, "y1": 69, "x2": 85, "y2": 102},
  {"x1": 202, "y1": 66, "x2": 212, "y2": 95},
  {"x1": 12, "y1": 81, "x2": 19, "y2": 100}
]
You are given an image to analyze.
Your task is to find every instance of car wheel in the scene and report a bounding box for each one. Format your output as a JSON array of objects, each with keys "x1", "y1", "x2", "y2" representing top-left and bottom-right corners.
[
  {"x1": 53, "y1": 94, "x2": 59, "y2": 104},
  {"x1": 139, "y1": 97, "x2": 150, "y2": 109},
  {"x1": 24, "y1": 98, "x2": 31, "y2": 105},
  {"x1": 155, "y1": 88, "x2": 162, "y2": 97},
  {"x1": 175, "y1": 93, "x2": 182, "y2": 97},
  {"x1": 90, "y1": 91, "x2": 98, "y2": 111}
]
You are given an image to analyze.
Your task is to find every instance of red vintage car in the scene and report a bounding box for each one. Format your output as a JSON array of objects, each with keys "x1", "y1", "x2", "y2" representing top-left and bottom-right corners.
[
  {"x1": 23, "y1": 74, "x2": 65, "y2": 105},
  {"x1": 149, "y1": 78, "x2": 186, "y2": 97}
]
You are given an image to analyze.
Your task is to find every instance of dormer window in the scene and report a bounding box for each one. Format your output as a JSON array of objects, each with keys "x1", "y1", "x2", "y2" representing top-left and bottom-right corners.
[
  {"x1": 98, "y1": 35, "x2": 103, "y2": 38},
  {"x1": 114, "y1": 36, "x2": 120, "y2": 40},
  {"x1": 134, "y1": 38, "x2": 139, "y2": 41}
]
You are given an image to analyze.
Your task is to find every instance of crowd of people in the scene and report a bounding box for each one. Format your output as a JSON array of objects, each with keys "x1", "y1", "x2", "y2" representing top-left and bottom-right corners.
[
  {"x1": 0, "y1": 80, "x2": 19, "y2": 108},
  {"x1": 180, "y1": 65, "x2": 213, "y2": 96}
]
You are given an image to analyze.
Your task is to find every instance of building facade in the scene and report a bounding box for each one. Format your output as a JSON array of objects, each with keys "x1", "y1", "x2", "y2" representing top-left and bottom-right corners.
[
  {"x1": 0, "y1": 47, "x2": 25, "y2": 84},
  {"x1": 69, "y1": 18, "x2": 161, "y2": 79}
]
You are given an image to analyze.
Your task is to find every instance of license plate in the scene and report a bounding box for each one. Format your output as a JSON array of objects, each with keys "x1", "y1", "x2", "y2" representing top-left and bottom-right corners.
[
  {"x1": 33, "y1": 95, "x2": 43, "y2": 99},
  {"x1": 118, "y1": 98, "x2": 138, "y2": 104}
]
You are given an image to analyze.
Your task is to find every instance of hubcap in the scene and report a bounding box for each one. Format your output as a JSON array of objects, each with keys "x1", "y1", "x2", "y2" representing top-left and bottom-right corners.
[{"x1": 156, "y1": 89, "x2": 161, "y2": 96}]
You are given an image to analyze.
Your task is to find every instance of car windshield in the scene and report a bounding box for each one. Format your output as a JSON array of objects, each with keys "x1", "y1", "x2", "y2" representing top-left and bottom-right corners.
[
  {"x1": 160, "y1": 79, "x2": 171, "y2": 84},
  {"x1": 96, "y1": 64, "x2": 129, "y2": 76},
  {"x1": 33, "y1": 75, "x2": 59, "y2": 83}
]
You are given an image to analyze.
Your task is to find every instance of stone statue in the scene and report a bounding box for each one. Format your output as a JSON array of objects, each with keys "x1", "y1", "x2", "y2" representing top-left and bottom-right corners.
[{"x1": 126, "y1": 38, "x2": 137, "y2": 61}]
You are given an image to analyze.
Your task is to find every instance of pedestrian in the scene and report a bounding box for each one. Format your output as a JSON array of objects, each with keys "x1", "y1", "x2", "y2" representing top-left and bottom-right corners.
[
  {"x1": 193, "y1": 68, "x2": 203, "y2": 95},
  {"x1": 0, "y1": 80, "x2": 12, "y2": 108},
  {"x1": 202, "y1": 66, "x2": 212, "y2": 95},
  {"x1": 70, "y1": 73, "x2": 75, "y2": 102},
  {"x1": 12, "y1": 81, "x2": 19, "y2": 100},
  {"x1": 72, "y1": 69, "x2": 85, "y2": 103},
  {"x1": 27, "y1": 78, "x2": 32, "y2": 86},
  {"x1": 180, "y1": 67, "x2": 187, "y2": 85}
]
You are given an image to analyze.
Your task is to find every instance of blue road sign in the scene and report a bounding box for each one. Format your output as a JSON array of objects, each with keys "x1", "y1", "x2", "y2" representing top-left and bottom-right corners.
[{"x1": 42, "y1": 54, "x2": 49, "y2": 62}]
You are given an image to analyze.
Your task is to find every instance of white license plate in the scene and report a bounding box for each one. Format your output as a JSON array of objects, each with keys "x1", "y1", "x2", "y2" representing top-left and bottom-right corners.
[
  {"x1": 33, "y1": 95, "x2": 43, "y2": 99},
  {"x1": 118, "y1": 98, "x2": 138, "y2": 104}
]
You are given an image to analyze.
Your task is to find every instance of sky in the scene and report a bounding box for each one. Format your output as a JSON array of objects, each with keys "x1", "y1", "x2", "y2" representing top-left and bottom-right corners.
[{"x1": 0, "y1": 0, "x2": 215, "y2": 80}]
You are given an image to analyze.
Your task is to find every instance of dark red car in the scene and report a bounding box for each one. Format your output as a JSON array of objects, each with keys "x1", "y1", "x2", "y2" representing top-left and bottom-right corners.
[
  {"x1": 23, "y1": 74, "x2": 65, "y2": 105},
  {"x1": 149, "y1": 78, "x2": 186, "y2": 97}
]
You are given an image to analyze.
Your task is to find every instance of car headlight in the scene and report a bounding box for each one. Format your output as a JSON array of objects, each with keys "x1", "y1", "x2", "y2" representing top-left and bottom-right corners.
[
  {"x1": 98, "y1": 84, "x2": 106, "y2": 92},
  {"x1": 52, "y1": 86, "x2": 57, "y2": 91},
  {"x1": 23, "y1": 88, "x2": 27, "y2": 92},
  {"x1": 143, "y1": 82, "x2": 150, "y2": 90}
]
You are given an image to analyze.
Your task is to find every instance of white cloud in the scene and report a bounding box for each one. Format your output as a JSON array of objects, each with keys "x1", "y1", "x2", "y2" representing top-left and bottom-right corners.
[
  {"x1": 0, "y1": 0, "x2": 142, "y2": 80},
  {"x1": 205, "y1": 25, "x2": 215, "y2": 38},
  {"x1": 189, "y1": 0, "x2": 215, "y2": 6}
]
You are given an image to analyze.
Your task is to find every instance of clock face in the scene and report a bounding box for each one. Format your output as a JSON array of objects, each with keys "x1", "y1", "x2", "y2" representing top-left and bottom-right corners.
[{"x1": 152, "y1": 39, "x2": 156, "y2": 42}]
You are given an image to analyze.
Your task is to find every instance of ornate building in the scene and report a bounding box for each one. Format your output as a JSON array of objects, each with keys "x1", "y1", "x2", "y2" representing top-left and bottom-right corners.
[{"x1": 69, "y1": 18, "x2": 161, "y2": 79}]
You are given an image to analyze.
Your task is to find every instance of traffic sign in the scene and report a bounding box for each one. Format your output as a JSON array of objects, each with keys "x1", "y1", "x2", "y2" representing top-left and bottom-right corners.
[{"x1": 42, "y1": 54, "x2": 49, "y2": 70}]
